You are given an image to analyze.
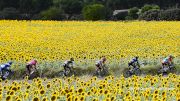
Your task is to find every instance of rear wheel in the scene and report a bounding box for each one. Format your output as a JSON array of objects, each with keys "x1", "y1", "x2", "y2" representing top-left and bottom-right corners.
[
  {"x1": 22, "y1": 70, "x2": 39, "y2": 80},
  {"x1": 93, "y1": 70, "x2": 99, "y2": 77},
  {"x1": 67, "y1": 70, "x2": 75, "y2": 77},
  {"x1": 29, "y1": 71, "x2": 39, "y2": 80},
  {"x1": 101, "y1": 68, "x2": 109, "y2": 77}
]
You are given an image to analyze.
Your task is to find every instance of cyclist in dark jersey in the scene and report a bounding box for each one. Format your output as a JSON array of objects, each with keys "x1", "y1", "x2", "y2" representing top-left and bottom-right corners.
[
  {"x1": 63, "y1": 58, "x2": 74, "y2": 76},
  {"x1": 0, "y1": 62, "x2": 13, "y2": 80}
]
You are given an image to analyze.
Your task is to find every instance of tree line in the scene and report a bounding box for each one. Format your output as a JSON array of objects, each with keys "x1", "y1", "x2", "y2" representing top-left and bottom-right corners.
[{"x1": 0, "y1": 0, "x2": 180, "y2": 21}]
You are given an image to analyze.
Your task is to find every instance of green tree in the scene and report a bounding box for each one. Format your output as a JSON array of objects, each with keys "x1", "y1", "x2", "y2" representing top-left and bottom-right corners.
[
  {"x1": 106, "y1": 0, "x2": 128, "y2": 10},
  {"x1": 0, "y1": 7, "x2": 19, "y2": 19},
  {"x1": 139, "y1": 9, "x2": 160, "y2": 21},
  {"x1": 159, "y1": 8, "x2": 180, "y2": 21},
  {"x1": 54, "y1": 0, "x2": 83, "y2": 19},
  {"x1": 141, "y1": 4, "x2": 160, "y2": 13},
  {"x1": 40, "y1": 7, "x2": 65, "y2": 20},
  {"x1": 19, "y1": 0, "x2": 33, "y2": 13},
  {"x1": 57, "y1": 0, "x2": 83, "y2": 14},
  {"x1": 0, "y1": 0, "x2": 20, "y2": 10},
  {"x1": 82, "y1": 4, "x2": 106, "y2": 20},
  {"x1": 32, "y1": 0, "x2": 53, "y2": 13},
  {"x1": 127, "y1": 7, "x2": 139, "y2": 19}
]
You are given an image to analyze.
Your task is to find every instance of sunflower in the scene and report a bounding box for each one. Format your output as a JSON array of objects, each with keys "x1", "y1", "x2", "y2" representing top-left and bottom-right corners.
[
  {"x1": 33, "y1": 97, "x2": 40, "y2": 101},
  {"x1": 67, "y1": 96, "x2": 73, "y2": 101},
  {"x1": 99, "y1": 89, "x2": 104, "y2": 94},
  {"x1": 105, "y1": 98, "x2": 111, "y2": 101},
  {"x1": 12, "y1": 87, "x2": 17, "y2": 92},
  {"x1": 92, "y1": 98, "x2": 98, "y2": 101},
  {"x1": 42, "y1": 97, "x2": 48, "y2": 101},
  {"x1": 154, "y1": 90, "x2": 159, "y2": 95},
  {"x1": 33, "y1": 90, "x2": 39, "y2": 95},
  {"x1": 24, "y1": 92, "x2": 29, "y2": 99},
  {"x1": 9, "y1": 91, "x2": 15, "y2": 96},
  {"x1": 78, "y1": 88, "x2": 83, "y2": 94},
  {"x1": 15, "y1": 98, "x2": 22, "y2": 101},
  {"x1": 4, "y1": 86, "x2": 8, "y2": 90},
  {"x1": 66, "y1": 93, "x2": 71, "y2": 98},
  {"x1": 6, "y1": 95, "x2": 11, "y2": 101},
  {"x1": 87, "y1": 91, "x2": 91, "y2": 95},
  {"x1": 40, "y1": 89, "x2": 45, "y2": 95},
  {"x1": 51, "y1": 95, "x2": 57, "y2": 101},
  {"x1": 104, "y1": 90, "x2": 108, "y2": 95},
  {"x1": 5, "y1": 80, "x2": 8, "y2": 84},
  {"x1": 79, "y1": 96, "x2": 85, "y2": 101},
  {"x1": 25, "y1": 76, "x2": 29, "y2": 80},
  {"x1": 111, "y1": 96, "x2": 116, "y2": 101},
  {"x1": 74, "y1": 96, "x2": 78, "y2": 101},
  {"x1": 46, "y1": 83, "x2": 51, "y2": 89},
  {"x1": 162, "y1": 91, "x2": 166, "y2": 97},
  {"x1": 151, "y1": 82, "x2": 154, "y2": 86}
]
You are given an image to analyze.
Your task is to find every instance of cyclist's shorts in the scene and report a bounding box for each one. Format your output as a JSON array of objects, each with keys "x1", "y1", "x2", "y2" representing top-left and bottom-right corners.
[{"x1": 95, "y1": 63, "x2": 100, "y2": 67}]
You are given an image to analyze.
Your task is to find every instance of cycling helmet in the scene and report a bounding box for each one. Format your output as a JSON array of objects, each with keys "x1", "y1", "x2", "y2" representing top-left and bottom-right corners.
[
  {"x1": 101, "y1": 57, "x2": 107, "y2": 62},
  {"x1": 8, "y1": 61, "x2": 13, "y2": 65},
  {"x1": 70, "y1": 58, "x2": 74, "y2": 61},
  {"x1": 34, "y1": 59, "x2": 38, "y2": 63},
  {"x1": 135, "y1": 56, "x2": 139, "y2": 60},
  {"x1": 169, "y1": 55, "x2": 174, "y2": 59}
]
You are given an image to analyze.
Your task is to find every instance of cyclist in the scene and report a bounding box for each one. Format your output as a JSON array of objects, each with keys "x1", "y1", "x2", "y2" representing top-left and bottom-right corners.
[
  {"x1": 26, "y1": 59, "x2": 38, "y2": 76},
  {"x1": 95, "y1": 57, "x2": 107, "y2": 73},
  {"x1": 161, "y1": 55, "x2": 174, "y2": 70},
  {"x1": 0, "y1": 61, "x2": 13, "y2": 80},
  {"x1": 128, "y1": 56, "x2": 140, "y2": 73},
  {"x1": 63, "y1": 58, "x2": 75, "y2": 76}
]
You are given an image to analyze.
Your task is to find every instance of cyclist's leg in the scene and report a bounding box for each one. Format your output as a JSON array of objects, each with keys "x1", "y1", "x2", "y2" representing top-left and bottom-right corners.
[
  {"x1": 26, "y1": 65, "x2": 31, "y2": 75},
  {"x1": 95, "y1": 66, "x2": 100, "y2": 75},
  {"x1": 161, "y1": 63, "x2": 164, "y2": 69},
  {"x1": 2, "y1": 71, "x2": 9, "y2": 80},
  {"x1": 69, "y1": 67, "x2": 74, "y2": 73},
  {"x1": 131, "y1": 64, "x2": 136, "y2": 72},
  {"x1": 64, "y1": 65, "x2": 68, "y2": 76}
]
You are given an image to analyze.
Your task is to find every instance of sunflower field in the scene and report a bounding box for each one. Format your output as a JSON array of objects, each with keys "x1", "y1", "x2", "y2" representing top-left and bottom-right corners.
[
  {"x1": 0, "y1": 74, "x2": 179, "y2": 101},
  {"x1": 0, "y1": 21, "x2": 179, "y2": 62}
]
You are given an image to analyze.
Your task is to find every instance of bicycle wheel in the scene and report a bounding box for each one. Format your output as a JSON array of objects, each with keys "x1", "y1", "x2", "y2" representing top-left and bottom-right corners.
[
  {"x1": 134, "y1": 68, "x2": 141, "y2": 76},
  {"x1": 157, "y1": 68, "x2": 163, "y2": 75},
  {"x1": 1, "y1": 71, "x2": 10, "y2": 80},
  {"x1": 59, "y1": 70, "x2": 65, "y2": 77},
  {"x1": 169, "y1": 66, "x2": 176, "y2": 73},
  {"x1": 28, "y1": 71, "x2": 39, "y2": 80},
  {"x1": 93, "y1": 70, "x2": 99, "y2": 76},
  {"x1": 123, "y1": 70, "x2": 131, "y2": 78},
  {"x1": 101, "y1": 68, "x2": 109, "y2": 77},
  {"x1": 22, "y1": 72, "x2": 28, "y2": 79}
]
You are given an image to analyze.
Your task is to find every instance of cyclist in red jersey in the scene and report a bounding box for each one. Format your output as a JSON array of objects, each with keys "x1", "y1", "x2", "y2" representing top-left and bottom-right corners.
[{"x1": 26, "y1": 59, "x2": 38, "y2": 75}]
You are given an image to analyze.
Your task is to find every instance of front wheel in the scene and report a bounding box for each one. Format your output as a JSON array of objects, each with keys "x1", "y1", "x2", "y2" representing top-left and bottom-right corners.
[
  {"x1": 134, "y1": 68, "x2": 141, "y2": 76},
  {"x1": 29, "y1": 71, "x2": 39, "y2": 80},
  {"x1": 169, "y1": 66, "x2": 176, "y2": 73},
  {"x1": 58, "y1": 70, "x2": 65, "y2": 77},
  {"x1": 1, "y1": 71, "x2": 14, "y2": 80},
  {"x1": 22, "y1": 71, "x2": 39, "y2": 80},
  {"x1": 101, "y1": 68, "x2": 109, "y2": 77}
]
